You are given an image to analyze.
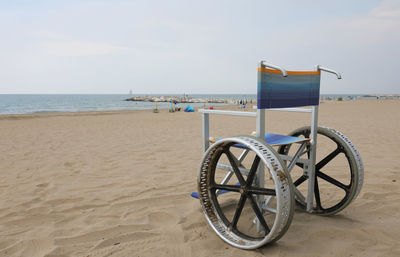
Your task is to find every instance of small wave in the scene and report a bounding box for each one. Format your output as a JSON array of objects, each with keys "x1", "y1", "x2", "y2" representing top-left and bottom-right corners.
[{"x1": 30, "y1": 110, "x2": 65, "y2": 114}]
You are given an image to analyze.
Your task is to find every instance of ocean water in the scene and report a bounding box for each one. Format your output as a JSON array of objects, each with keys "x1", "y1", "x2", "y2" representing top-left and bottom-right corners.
[
  {"x1": 0, "y1": 94, "x2": 367, "y2": 115},
  {"x1": 0, "y1": 94, "x2": 238, "y2": 115}
]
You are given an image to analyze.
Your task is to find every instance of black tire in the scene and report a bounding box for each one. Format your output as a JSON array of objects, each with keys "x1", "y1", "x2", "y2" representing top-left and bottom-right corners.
[
  {"x1": 278, "y1": 126, "x2": 363, "y2": 215},
  {"x1": 198, "y1": 136, "x2": 295, "y2": 249}
]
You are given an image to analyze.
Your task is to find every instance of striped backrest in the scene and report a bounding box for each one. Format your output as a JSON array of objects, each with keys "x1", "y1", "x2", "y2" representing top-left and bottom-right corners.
[{"x1": 257, "y1": 68, "x2": 321, "y2": 109}]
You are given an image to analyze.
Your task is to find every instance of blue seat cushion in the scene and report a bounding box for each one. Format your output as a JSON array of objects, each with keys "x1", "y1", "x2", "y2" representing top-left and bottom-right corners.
[
  {"x1": 210, "y1": 133, "x2": 309, "y2": 147},
  {"x1": 263, "y1": 133, "x2": 309, "y2": 146}
]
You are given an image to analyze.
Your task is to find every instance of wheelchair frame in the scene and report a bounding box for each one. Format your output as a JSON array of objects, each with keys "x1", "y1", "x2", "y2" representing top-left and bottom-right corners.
[
  {"x1": 195, "y1": 61, "x2": 364, "y2": 249},
  {"x1": 200, "y1": 61, "x2": 343, "y2": 212}
]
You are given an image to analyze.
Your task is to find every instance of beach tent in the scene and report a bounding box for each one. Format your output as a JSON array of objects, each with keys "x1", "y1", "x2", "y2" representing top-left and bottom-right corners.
[{"x1": 184, "y1": 105, "x2": 194, "y2": 112}]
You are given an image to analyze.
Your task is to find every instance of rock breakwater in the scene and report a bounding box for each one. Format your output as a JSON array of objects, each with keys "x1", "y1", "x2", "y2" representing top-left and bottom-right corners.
[{"x1": 125, "y1": 96, "x2": 234, "y2": 103}]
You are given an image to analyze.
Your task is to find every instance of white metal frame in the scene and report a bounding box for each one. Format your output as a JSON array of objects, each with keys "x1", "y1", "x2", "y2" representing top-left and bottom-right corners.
[{"x1": 199, "y1": 61, "x2": 342, "y2": 212}]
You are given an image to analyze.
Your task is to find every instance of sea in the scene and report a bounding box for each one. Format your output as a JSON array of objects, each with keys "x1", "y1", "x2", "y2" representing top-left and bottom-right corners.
[{"x1": 0, "y1": 94, "x2": 373, "y2": 115}]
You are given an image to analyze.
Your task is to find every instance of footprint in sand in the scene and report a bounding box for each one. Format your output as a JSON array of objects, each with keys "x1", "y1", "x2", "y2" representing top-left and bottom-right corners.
[{"x1": 35, "y1": 183, "x2": 49, "y2": 188}]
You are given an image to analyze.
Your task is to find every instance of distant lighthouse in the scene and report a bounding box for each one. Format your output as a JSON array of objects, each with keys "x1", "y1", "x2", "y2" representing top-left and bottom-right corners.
[{"x1": 129, "y1": 89, "x2": 133, "y2": 95}]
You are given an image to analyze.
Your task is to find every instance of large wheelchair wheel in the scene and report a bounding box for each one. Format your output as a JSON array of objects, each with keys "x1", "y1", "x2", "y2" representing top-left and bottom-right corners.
[
  {"x1": 198, "y1": 136, "x2": 294, "y2": 249},
  {"x1": 278, "y1": 126, "x2": 364, "y2": 215}
]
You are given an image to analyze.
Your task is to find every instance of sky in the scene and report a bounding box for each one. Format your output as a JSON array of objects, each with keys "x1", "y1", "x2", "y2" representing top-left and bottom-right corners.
[{"x1": 0, "y1": 0, "x2": 399, "y2": 94}]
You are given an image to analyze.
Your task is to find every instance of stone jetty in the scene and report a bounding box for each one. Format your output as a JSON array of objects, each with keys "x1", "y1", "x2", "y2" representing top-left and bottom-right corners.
[
  {"x1": 125, "y1": 95, "x2": 235, "y2": 104},
  {"x1": 362, "y1": 94, "x2": 400, "y2": 99}
]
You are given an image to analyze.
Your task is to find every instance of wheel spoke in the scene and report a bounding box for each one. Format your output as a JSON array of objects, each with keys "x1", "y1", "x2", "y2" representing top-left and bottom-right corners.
[
  {"x1": 301, "y1": 131, "x2": 311, "y2": 159},
  {"x1": 246, "y1": 155, "x2": 260, "y2": 185},
  {"x1": 231, "y1": 194, "x2": 247, "y2": 228},
  {"x1": 317, "y1": 171, "x2": 349, "y2": 192},
  {"x1": 314, "y1": 177, "x2": 322, "y2": 210},
  {"x1": 247, "y1": 194, "x2": 270, "y2": 233},
  {"x1": 306, "y1": 145, "x2": 311, "y2": 158},
  {"x1": 248, "y1": 187, "x2": 276, "y2": 196},
  {"x1": 295, "y1": 162, "x2": 304, "y2": 169},
  {"x1": 294, "y1": 175, "x2": 308, "y2": 186},
  {"x1": 213, "y1": 184, "x2": 241, "y2": 192},
  {"x1": 225, "y1": 150, "x2": 246, "y2": 185},
  {"x1": 316, "y1": 147, "x2": 342, "y2": 170}
]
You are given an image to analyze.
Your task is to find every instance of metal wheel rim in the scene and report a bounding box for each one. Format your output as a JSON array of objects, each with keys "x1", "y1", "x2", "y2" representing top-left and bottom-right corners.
[{"x1": 198, "y1": 136, "x2": 294, "y2": 249}]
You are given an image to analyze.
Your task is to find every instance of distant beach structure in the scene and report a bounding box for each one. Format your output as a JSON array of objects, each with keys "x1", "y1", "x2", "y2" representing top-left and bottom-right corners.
[{"x1": 125, "y1": 95, "x2": 234, "y2": 104}]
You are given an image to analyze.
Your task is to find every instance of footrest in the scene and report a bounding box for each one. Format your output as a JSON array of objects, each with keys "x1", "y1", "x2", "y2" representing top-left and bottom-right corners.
[{"x1": 191, "y1": 192, "x2": 199, "y2": 199}]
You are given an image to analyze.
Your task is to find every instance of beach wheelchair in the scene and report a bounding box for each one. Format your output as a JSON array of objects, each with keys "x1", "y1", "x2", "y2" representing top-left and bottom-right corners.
[{"x1": 192, "y1": 61, "x2": 364, "y2": 249}]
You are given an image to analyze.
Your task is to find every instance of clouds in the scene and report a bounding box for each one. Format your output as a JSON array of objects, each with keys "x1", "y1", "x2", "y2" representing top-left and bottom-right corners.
[
  {"x1": 0, "y1": 0, "x2": 398, "y2": 94},
  {"x1": 24, "y1": 29, "x2": 127, "y2": 57},
  {"x1": 281, "y1": 0, "x2": 400, "y2": 93},
  {"x1": 40, "y1": 40, "x2": 125, "y2": 57},
  {"x1": 372, "y1": 0, "x2": 400, "y2": 17}
]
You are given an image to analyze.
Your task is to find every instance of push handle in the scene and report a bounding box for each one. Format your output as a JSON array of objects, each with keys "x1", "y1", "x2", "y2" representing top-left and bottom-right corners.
[
  {"x1": 260, "y1": 61, "x2": 288, "y2": 77},
  {"x1": 315, "y1": 65, "x2": 342, "y2": 79}
]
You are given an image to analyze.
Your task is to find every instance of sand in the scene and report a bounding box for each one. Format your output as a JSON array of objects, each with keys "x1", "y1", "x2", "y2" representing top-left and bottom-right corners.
[{"x1": 0, "y1": 100, "x2": 399, "y2": 257}]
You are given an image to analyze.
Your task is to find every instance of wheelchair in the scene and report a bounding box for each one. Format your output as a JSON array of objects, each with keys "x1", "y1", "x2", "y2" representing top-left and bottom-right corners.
[{"x1": 192, "y1": 61, "x2": 364, "y2": 249}]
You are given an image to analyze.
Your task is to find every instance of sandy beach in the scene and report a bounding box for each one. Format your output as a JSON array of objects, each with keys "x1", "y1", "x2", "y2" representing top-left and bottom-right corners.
[{"x1": 0, "y1": 99, "x2": 399, "y2": 257}]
